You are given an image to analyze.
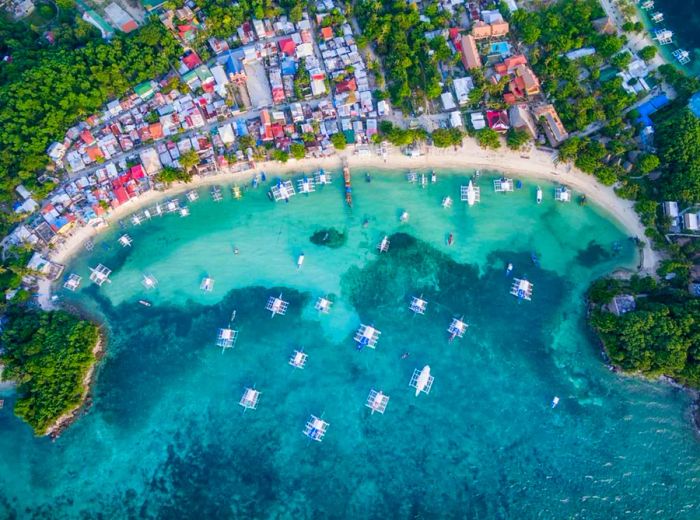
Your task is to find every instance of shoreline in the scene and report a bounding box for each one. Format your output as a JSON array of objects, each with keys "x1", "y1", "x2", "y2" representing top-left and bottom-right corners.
[
  {"x1": 38, "y1": 141, "x2": 660, "y2": 309},
  {"x1": 44, "y1": 330, "x2": 105, "y2": 438}
]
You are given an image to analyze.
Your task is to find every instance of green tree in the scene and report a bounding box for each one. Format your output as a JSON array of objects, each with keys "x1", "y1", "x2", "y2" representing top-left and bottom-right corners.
[
  {"x1": 475, "y1": 128, "x2": 501, "y2": 149},
  {"x1": 156, "y1": 166, "x2": 191, "y2": 184},
  {"x1": 290, "y1": 142, "x2": 306, "y2": 159},
  {"x1": 506, "y1": 128, "x2": 530, "y2": 150},
  {"x1": 330, "y1": 132, "x2": 347, "y2": 150},
  {"x1": 637, "y1": 153, "x2": 660, "y2": 175},
  {"x1": 638, "y1": 45, "x2": 657, "y2": 62},
  {"x1": 179, "y1": 150, "x2": 200, "y2": 172},
  {"x1": 271, "y1": 149, "x2": 289, "y2": 162}
]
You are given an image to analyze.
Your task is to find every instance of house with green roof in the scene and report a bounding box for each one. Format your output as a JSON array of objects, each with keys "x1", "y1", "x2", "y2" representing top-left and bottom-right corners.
[{"x1": 134, "y1": 81, "x2": 155, "y2": 100}]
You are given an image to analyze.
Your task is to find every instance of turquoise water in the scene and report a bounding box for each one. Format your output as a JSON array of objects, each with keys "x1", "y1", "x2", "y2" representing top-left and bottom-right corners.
[{"x1": 1, "y1": 169, "x2": 699, "y2": 518}]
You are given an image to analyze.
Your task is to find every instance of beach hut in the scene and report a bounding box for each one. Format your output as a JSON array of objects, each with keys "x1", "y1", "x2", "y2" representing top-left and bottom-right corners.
[
  {"x1": 510, "y1": 278, "x2": 533, "y2": 301},
  {"x1": 239, "y1": 387, "x2": 260, "y2": 410},
  {"x1": 303, "y1": 415, "x2": 329, "y2": 442},
  {"x1": 447, "y1": 317, "x2": 468, "y2": 341},
  {"x1": 409, "y1": 365, "x2": 434, "y2": 396},
  {"x1": 118, "y1": 234, "x2": 133, "y2": 247},
  {"x1": 409, "y1": 295, "x2": 428, "y2": 315},
  {"x1": 64, "y1": 273, "x2": 82, "y2": 291},
  {"x1": 266, "y1": 293, "x2": 289, "y2": 317},
  {"x1": 270, "y1": 179, "x2": 296, "y2": 202},
  {"x1": 297, "y1": 176, "x2": 316, "y2": 194},
  {"x1": 460, "y1": 180, "x2": 481, "y2": 206},
  {"x1": 354, "y1": 324, "x2": 381, "y2": 349},
  {"x1": 366, "y1": 389, "x2": 390, "y2": 414},
  {"x1": 89, "y1": 264, "x2": 112, "y2": 286},
  {"x1": 554, "y1": 185, "x2": 571, "y2": 202},
  {"x1": 314, "y1": 169, "x2": 332, "y2": 185},
  {"x1": 142, "y1": 274, "x2": 158, "y2": 289},
  {"x1": 377, "y1": 235, "x2": 390, "y2": 253},
  {"x1": 315, "y1": 296, "x2": 333, "y2": 314},
  {"x1": 494, "y1": 177, "x2": 514, "y2": 193},
  {"x1": 200, "y1": 277, "x2": 215, "y2": 292},
  {"x1": 442, "y1": 196, "x2": 453, "y2": 209},
  {"x1": 289, "y1": 349, "x2": 308, "y2": 369}
]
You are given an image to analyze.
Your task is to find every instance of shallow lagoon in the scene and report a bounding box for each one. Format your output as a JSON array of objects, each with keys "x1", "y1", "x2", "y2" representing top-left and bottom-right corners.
[{"x1": 0, "y1": 169, "x2": 698, "y2": 518}]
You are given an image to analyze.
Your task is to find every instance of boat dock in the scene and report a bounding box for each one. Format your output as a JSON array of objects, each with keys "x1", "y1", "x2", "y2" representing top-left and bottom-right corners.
[{"x1": 343, "y1": 161, "x2": 352, "y2": 207}]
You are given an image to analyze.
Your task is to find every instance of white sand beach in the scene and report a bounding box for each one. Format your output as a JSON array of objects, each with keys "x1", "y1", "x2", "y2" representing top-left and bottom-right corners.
[{"x1": 37, "y1": 140, "x2": 660, "y2": 310}]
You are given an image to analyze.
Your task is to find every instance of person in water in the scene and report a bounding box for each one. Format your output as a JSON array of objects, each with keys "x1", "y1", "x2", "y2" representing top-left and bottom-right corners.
[
  {"x1": 233, "y1": 247, "x2": 239, "y2": 255},
  {"x1": 401, "y1": 352, "x2": 410, "y2": 359}
]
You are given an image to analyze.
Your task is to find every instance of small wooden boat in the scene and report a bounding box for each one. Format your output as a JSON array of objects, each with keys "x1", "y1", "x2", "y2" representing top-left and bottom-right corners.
[{"x1": 138, "y1": 300, "x2": 151, "y2": 307}]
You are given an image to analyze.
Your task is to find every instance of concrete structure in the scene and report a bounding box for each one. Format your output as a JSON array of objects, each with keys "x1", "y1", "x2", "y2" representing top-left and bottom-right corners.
[
  {"x1": 460, "y1": 35, "x2": 482, "y2": 70},
  {"x1": 532, "y1": 104, "x2": 568, "y2": 147}
]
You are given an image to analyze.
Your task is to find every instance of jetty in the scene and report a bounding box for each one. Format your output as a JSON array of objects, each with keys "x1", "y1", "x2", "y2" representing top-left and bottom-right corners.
[
  {"x1": 118, "y1": 234, "x2": 132, "y2": 247},
  {"x1": 409, "y1": 295, "x2": 428, "y2": 315},
  {"x1": 555, "y1": 185, "x2": 571, "y2": 202},
  {"x1": 315, "y1": 296, "x2": 333, "y2": 314},
  {"x1": 377, "y1": 235, "x2": 390, "y2": 253},
  {"x1": 365, "y1": 390, "x2": 390, "y2": 414},
  {"x1": 89, "y1": 264, "x2": 112, "y2": 286},
  {"x1": 297, "y1": 176, "x2": 316, "y2": 195},
  {"x1": 511, "y1": 278, "x2": 533, "y2": 301},
  {"x1": 200, "y1": 276, "x2": 215, "y2": 292},
  {"x1": 447, "y1": 316, "x2": 468, "y2": 341},
  {"x1": 409, "y1": 365, "x2": 434, "y2": 396},
  {"x1": 343, "y1": 161, "x2": 352, "y2": 207},
  {"x1": 303, "y1": 415, "x2": 329, "y2": 442},
  {"x1": 289, "y1": 349, "x2": 308, "y2": 369},
  {"x1": 239, "y1": 387, "x2": 260, "y2": 410},
  {"x1": 494, "y1": 177, "x2": 514, "y2": 193},
  {"x1": 270, "y1": 179, "x2": 296, "y2": 202},
  {"x1": 314, "y1": 169, "x2": 332, "y2": 185},
  {"x1": 142, "y1": 274, "x2": 158, "y2": 289},
  {"x1": 461, "y1": 180, "x2": 481, "y2": 206},
  {"x1": 354, "y1": 324, "x2": 381, "y2": 349},
  {"x1": 63, "y1": 273, "x2": 82, "y2": 291},
  {"x1": 211, "y1": 185, "x2": 223, "y2": 202},
  {"x1": 266, "y1": 293, "x2": 289, "y2": 317},
  {"x1": 442, "y1": 196, "x2": 453, "y2": 209}
]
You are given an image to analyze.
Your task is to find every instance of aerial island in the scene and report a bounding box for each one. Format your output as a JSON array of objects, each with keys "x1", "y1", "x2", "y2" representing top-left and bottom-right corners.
[{"x1": 0, "y1": 0, "x2": 699, "y2": 445}]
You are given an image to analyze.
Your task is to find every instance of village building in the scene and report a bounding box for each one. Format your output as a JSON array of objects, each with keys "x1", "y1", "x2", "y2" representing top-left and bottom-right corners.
[
  {"x1": 460, "y1": 34, "x2": 482, "y2": 70},
  {"x1": 532, "y1": 104, "x2": 569, "y2": 147}
]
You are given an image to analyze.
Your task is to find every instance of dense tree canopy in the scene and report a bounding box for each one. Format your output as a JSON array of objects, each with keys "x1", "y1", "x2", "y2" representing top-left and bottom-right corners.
[
  {"x1": 1, "y1": 307, "x2": 100, "y2": 435},
  {"x1": 655, "y1": 109, "x2": 700, "y2": 203},
  {"x1": 0, "y1": 20, "x2": 180, "y2": 211},
  {"x1": 591, "y1": 294, "x2": 700, "y2": 388}
]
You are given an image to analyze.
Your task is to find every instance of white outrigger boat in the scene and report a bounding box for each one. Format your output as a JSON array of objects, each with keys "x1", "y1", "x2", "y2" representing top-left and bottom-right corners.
[
  {"x1": 409, "y1": 365, "x2": 434, "y2": 396},
  {"x1": 297, "y1": 253, "x2": 305, "y2": 270},
  {"x1": 536, "y1": 186, "x2": 543, "y2": 204}
]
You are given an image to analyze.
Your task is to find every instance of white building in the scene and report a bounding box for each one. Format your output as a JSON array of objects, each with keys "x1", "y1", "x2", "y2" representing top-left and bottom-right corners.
[{"x1": 453, "y1": 77, "x2": 474, "y2": 105}]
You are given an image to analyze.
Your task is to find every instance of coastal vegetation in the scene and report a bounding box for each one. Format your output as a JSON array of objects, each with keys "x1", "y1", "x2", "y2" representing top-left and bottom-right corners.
[
  {"x1": 0, "y1": 17, "x2": 180, "y2": 233},
  {"x1": 0, "y1": 306, "x2": 100, "y2": 435},
  {"x1": 589, "y1": 278, "x2": 700, "y2": 388}
]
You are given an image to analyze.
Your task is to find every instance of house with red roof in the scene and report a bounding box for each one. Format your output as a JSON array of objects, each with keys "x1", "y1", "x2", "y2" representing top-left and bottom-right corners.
[
  {"x1": 321, "y1": 26, "x2": 333, "y2": 41},
  {"x1": 182, "y1": 50, "x2": 202, "y2": 70},
  {"x1": 486, "y1": 110, "x2": 510, "y2": 133},
  {"x1": 494, "y1": 54, "x2": 528, "y2": 76},
  {"x1": 80, "y1": 130, "x2": 95, "y2": 145},
  {"x1": 278, "y1": 37, "x2": 296, "y2": 57},
  {"x1": 85, "y1": 145, "x2": 104, "y2": 162},
  {"x1": 336, "y1": 77, "x2": 357, "y2": 94}
]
